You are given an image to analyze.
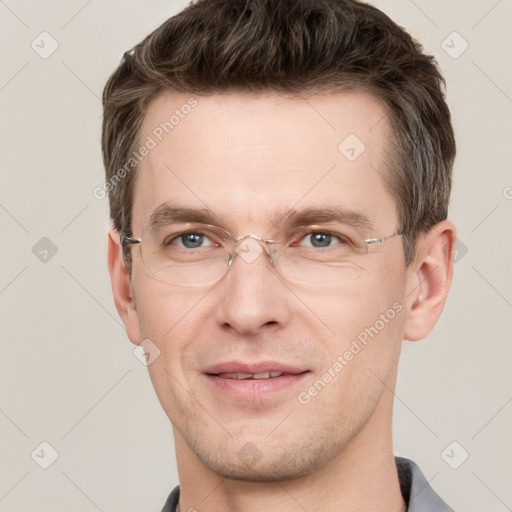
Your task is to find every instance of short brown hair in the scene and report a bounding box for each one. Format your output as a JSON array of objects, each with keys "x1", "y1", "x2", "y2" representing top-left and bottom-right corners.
[{"x1": 102, "y1": 0, "x2": 455, "y2": 265}]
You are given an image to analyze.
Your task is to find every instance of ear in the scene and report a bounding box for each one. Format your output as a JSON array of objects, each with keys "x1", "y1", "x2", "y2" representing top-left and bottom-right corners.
[
  {"x1": 107, "y1": 227, "x2": 143, "y2": 345},
  {"x1": 403, "y1": 220, "x2": 456, "y2": 341}
]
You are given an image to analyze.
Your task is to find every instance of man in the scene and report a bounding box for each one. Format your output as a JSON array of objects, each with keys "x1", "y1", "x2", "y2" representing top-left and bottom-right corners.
[{"x1": 103, "y1": 0, "x2": 456, "y2": 510}]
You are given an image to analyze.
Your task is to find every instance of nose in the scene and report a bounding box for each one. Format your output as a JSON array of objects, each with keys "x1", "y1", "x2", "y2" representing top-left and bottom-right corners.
[{"x1": 214, "y1": 237, "x2": 291, "y2": 335}]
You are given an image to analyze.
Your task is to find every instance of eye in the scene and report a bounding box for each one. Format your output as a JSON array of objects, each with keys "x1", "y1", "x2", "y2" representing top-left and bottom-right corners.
[
  {"x1": 168, "y1": 231, "x2": 214, "y2": 249},
  {"x1": 298, "y1": 231, "x2": 348, "y2": 248}
]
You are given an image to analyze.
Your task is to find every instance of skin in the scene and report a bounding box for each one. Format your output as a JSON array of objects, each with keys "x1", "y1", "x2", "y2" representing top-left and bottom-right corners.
[{"x1": 108, "y1": 90, "x2": 455, "y2": 512}]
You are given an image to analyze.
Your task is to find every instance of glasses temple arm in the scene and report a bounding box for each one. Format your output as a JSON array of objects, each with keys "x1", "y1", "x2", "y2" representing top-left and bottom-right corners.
[
  {"x1": 120, "y1": 234, "x2": 142, "y2": 248},
  {"x1": 364, "y1": 231, "x2": 403, "y2": 245}
]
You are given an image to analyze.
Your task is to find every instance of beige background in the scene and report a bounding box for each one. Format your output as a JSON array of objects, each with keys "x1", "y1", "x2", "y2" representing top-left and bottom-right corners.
[{"x1": 0, "y1": 0, "x2": 511, "y2": 510}]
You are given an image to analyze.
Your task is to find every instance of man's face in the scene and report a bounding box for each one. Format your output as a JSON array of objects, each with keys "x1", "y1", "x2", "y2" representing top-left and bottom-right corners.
[{"x1": 127, "y1": 91, "x2": 410, "y2": 480}]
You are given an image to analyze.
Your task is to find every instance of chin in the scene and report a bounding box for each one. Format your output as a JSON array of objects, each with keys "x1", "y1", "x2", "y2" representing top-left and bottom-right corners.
[
  {"x1": 199, "y1": 454, "x2": 317, "y2": 482},
  {"x1": 191, "y1": 432, "x2": 342, "y2": 483}
]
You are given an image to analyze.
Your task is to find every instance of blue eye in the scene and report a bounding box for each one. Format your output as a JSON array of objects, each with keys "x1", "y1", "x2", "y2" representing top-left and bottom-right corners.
[
  {"x1": 309, "y1": 233, "x2": 333, "y2": 247},
  {"x1": 180, "y1": 233, "x2": 205, "y2": 248},
  {"x1": 300, "y1": 232, "x2": 345, "y2": 248},
  {"x1": 169, "y1": 232, "x2": 213, "y2": 249}
]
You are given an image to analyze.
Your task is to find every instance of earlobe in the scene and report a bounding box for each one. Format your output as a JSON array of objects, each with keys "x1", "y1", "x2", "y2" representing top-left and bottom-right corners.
[
  {"x1": 107, "y1": 227, "x2": 143, "y2": 345},
  {"x1": 403, "y1": 220, "x2": 456, "y2": 341}
]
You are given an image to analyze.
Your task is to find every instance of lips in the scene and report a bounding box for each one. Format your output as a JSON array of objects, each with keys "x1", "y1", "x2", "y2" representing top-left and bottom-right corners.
[{"x1": 204, "y1": 361, "x2": 309, "y2": 400}]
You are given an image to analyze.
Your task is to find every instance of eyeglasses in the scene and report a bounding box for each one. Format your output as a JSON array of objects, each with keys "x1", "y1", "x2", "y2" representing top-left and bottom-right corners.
[{"x1": 121, "y1": 222, "x2": 402, "y2": 287}]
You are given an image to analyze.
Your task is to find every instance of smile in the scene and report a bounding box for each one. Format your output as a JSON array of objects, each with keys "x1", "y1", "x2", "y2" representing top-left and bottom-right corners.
[{"x1": 217, "y1": 371, "x2": 286, "y2": 379}]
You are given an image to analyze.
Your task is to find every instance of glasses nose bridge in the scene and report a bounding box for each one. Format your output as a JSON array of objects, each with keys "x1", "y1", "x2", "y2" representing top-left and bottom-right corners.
[{"x1": 226, "y1": 233, "x2": 276, "y2": 267}]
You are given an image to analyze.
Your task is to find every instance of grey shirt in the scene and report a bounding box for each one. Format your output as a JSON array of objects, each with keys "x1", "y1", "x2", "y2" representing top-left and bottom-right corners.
[{"x1": 161, "y1": 457, "x2": 454, "y2": 511}]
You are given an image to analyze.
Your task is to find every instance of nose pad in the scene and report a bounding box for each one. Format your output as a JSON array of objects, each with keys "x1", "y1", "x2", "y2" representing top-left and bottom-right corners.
[
  {"x1": 226, "y1": 235, "x2": 273, "y2": 267},
  {"x1": 237, "y1": 237, "x2": 264, "y2": 264}
]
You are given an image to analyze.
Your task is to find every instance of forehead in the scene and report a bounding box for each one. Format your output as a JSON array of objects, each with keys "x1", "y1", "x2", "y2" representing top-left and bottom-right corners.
[{"x1": 132, "y1": 90, "x2": 397, "y2": 233}]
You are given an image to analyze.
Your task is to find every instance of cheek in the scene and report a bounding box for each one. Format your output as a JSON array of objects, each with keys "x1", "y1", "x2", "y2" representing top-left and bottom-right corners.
[
  {"x1": 131, "y1": 279, "x2": 211, "y2": 387},
  {"x1": 133, "y1": 277, "x2": 201, "y2": 338},
  {"x1": 304, "y1": 268, "x2": 406, "y2": 391},
  {"x1": 308, "y1": 272, "x2": 404, "y2": 342},
  {"x1": 300, "y1": 278, "x2": 405, "y2": 416},
  {"x1": 133, "y1": 281, "x2": 211, "y2": 417}
]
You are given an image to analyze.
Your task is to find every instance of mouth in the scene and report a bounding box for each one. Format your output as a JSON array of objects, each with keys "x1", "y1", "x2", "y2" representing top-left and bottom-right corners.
[
  {"x1": 215, "y1": 371, "x2": 296, "y2": 380},
  {"x1": 204, "y1": 361, "x2": 310, "y2": 400}
]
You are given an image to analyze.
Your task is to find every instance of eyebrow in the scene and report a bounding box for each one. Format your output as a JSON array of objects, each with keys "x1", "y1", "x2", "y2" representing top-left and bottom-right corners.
[
  {"x1": 274, "y1": 207, "x2": 374, "y2": 233},
  {"x1": 148, "y1": 204, "x2": 218, "y2": 228},
  {"x1": 147, "y1": 203, "x2": 374, "y2": 233}
]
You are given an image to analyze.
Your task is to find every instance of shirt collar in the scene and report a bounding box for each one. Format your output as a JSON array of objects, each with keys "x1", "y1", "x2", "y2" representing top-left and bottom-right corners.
[{"x1": 396, "y1": 457, "x2": 454, "y2": 511}]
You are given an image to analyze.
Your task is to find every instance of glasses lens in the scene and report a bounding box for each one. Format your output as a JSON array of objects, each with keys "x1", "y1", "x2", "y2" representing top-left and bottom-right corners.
[
  {"x1": 140, "y1": 223, "x2": 232, "y2": 285},
  {"x1": 273, "y1": 225, "x2": 368, "y2": 284}
]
